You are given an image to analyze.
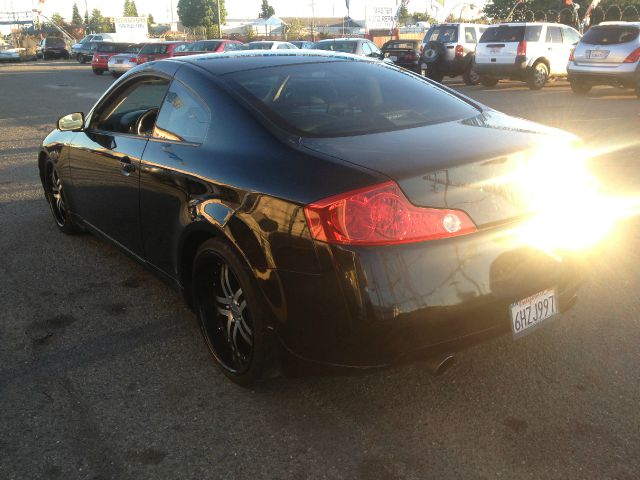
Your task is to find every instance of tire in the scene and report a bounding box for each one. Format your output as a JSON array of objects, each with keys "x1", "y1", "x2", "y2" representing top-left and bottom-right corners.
[
  {"x1": 527, "y1": 62, "x2": 548, "y2": 90},
  {"x1": 111, "y1": 71, "x2": 119, "y2": 78},
  {"x1": 92, "y1": 68, "x2": 103, "y2": 75},
  {"x1": 43, "y1": 161, "x2": 82, "y2": 234},
  {"x1": 570, "y1": 81, "x2": 591, "y2": 95},
  {"x1": 192, "y1": 238, "x2": 272, "y2": 386},
  {"x1": 426, "y1": 68, "x2": 444, "y2": 83},
  {"x1": 480, "y1": 76, "x2": 498, "y2": 88},
  {"x1": 462, "y1": 64, "x2": 480, "y2": 86}
]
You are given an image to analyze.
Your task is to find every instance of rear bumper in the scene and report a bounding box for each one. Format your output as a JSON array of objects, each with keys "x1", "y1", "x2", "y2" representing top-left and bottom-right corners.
[
  {"x1": 422, "y1": 56, "x2": 469, "y2": 76},
  {"x1": 568, "y1": 62, "x2": 640, "y2": 87},
  {"x1": 108, "y1": 63, "x2": 136, "y2": 73},
  {"x1": 475, "y1": 60, "x2": 527, "y2": 77},
  {"x1": 269, "y1": 223, "x2": 586, "y2": 368}
]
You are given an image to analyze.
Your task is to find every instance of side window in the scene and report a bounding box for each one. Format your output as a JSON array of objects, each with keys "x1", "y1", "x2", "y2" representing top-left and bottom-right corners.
[
  {"x1": 369, "y1": 42, "x2": 380, "y2": 54},
  {"x1": 563, "y1": 28, "x2": 580, "y2": 44},
  {"x1": 361, "y1": 42, "x2": 372, "y2": 55},
  {"x1": 223, "y1": 43, "x2": 237, "y2": 51},
  {"x1": 153, "y1": 80, "x2": 210, "y2": 144},
  {"x1": 93, "y1": 78, "x2": 170, "y2": 134},
  {"x1": 95, "y1": 36, "x2": 102, "y2": 41},
  {"x1": 546, "y1": 26, "x2": 563, "y2": 44},
  {"x1": 465, "y1": 27, "x2": 476, "y2": 43},
  {"x1": 173, "y1": 44, "x2": 187, "y2": 53},
  {"x1": 277, "y1": 44, "x2": 289, "y2": 49}
]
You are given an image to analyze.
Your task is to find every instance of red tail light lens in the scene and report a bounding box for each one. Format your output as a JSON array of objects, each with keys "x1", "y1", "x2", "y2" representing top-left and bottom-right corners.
[
  {"x1": 304, "y1": 181, "x2": 477, "y2": 246},
  {"x1": 455, "y1": 44, "x2": 464, "y2": 58},
  {"x1": 517, "y1": 40, "x2": 527, "y2": 56},
  {"x1": 569, "y1": 48, "x2": 575, "y2": 61},
  {"x1": 623, "y1": 46, "x2": 640, "y2": 63}
]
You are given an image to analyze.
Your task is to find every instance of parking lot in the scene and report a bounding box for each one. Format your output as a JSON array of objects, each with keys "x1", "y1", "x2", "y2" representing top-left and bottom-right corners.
[{"x1": 1, "y1": 59, "x2": 639, "y2": 479}]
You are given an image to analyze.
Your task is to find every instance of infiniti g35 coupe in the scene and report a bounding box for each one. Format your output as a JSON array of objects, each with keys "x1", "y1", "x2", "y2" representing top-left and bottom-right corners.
[{"x1": 40, "y1": 51, "x2": 588, "y2": 385}]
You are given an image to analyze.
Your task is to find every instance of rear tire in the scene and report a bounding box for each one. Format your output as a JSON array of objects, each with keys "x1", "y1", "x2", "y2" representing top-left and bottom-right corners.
[
  {"x1": 426, "y1": 69, "x2": 444, "y2": 83},
  {"x1": 462, "y1": 64, "x2": 480, "y2": 86},
  {"x1": 192, "y1": 238, "x2": 272, "y2": 386},
  {"x1": 92, "y1": 68, "x2": 103, "y2": 75},
  {"x1": 570, "y1": 81, "x2": 591, "y2": 95},
  {"x1": 480, "y1": 76, "x2": 498, "y2": 88},
  {"x1": 527, "y1": 62, "x2": 548, "y2": 90}
]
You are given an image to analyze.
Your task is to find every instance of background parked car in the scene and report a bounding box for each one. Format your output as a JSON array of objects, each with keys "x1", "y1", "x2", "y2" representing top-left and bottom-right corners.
[
  {"x1": 91, "y1": 42, "x2": 141, "y2": 75},
  {"x1": 136, "y1": 41, "x2": 189, "y2": 64},
  {"x1": 421, "y1": 23, "x2": 486, "y2": 85},
  {"x1": 71, "y1": 34, "x2": 114, "y2": 60},
  {"x1": 290, "y1": 40, "x2": 315, "y2": 49},
  {"x1": 381, "y1": 39, "x2": 422, "y2": 73},
  {"x1": 567, "y1": 21, "x2": 640, "y2": 97},
  {"x1": 75, "y1": 40, "x2": 103, "y2": 64},
  {"x1": 245, "y1": 41, "x2": 298, "y2": 50},
  {"x1": 314, "y1": 38, "x2": 383, "y2": 59},
  {"x1": 475, "y1": 22, "x2": 581, "y2": 90},
  {"x1": 38, "y1": 37, "x2": 69, "y2": 60},
  {"x1": 174, "y1": 39, "x2": 243, "y2": 56},
  {"x1": 107, "y1": 46, "x2": 144, "y2": 77}
]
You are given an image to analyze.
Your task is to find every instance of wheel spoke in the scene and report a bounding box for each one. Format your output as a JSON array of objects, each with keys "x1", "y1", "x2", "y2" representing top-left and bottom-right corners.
[
  {"x1": 215, "y1": 295, "x2": 231, "y2": 306},
  {"x1": 235, "y1": 317, "x2": 252, "y2": 345},
  {"x1": 220, "y1": 264, "x2": 233, "y2": 298}
]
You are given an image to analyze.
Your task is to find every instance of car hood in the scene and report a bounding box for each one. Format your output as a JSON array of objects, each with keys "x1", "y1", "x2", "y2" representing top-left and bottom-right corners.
[{"x1": 301, "y1": 110, "x2": 577, "y2": 226}]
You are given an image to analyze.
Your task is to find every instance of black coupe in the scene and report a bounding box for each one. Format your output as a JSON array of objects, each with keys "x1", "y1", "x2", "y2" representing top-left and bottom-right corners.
[{"x1": 40, "y1": 51, "x2": 585, "y2": 385}]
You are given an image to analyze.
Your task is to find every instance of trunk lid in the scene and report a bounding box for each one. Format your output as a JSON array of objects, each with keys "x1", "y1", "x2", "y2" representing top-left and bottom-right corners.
[
  {"x1": 573, "y1": 25, "x2": 640, "y2": 66},
  {"x1": 301, "y1": 111, "x2": 575, "y2": 227}
]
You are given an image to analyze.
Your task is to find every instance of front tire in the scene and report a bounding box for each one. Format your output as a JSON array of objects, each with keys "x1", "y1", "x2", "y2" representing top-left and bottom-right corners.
[
  {"x1": 527, "y1": 62, "x2": 548, "y2": 90},
  {"x1": 92, "y1": 68, "x2": 103, "y2": 75},
  {"x1": 426, "y1": 69, "x2": 444, "y2": 83},
  {"x1": 462, "y1": 64, "x2": 480, "y2": 86},
  {"x1": 192, "y1": 239, "x2": 272, "y2": 386},
  {"x1": 43, "y1": 161, "x2": 81, "y2": 234},
  {"x1": 480, "y1": 76, "x2": 498, "y2": 87}
]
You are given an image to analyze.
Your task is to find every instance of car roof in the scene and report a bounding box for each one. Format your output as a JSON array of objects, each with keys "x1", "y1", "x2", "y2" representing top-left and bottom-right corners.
[
  {"x1": 491, "y1": 22, "x2": 569, "y2": 27},
  {"x1": 597, "y1": 21, "x2": 640, "y2": 27},
  {"x1": 162, "y1": 50, "x2": 373, "y2": 75},
  {"x1": 316, "y1": 38, "x2": 362, "y2": 42}
]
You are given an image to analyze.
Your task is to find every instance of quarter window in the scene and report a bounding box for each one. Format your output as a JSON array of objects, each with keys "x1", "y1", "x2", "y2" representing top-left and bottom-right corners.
[
  {"x1": 153, "y1": 81, "x2": 210, "y2": 144},
  {"x1": 465, "y1": 27, "x2": 476, "y2": 43},
  {"x1": 563, "y1": 28, "x2": 580, "y2": 44}
]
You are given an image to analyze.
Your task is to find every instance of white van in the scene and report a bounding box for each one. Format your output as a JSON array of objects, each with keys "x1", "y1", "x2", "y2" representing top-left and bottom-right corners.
[{"x1": 475, "y1": 23, "x2": 581, "y2": 89}]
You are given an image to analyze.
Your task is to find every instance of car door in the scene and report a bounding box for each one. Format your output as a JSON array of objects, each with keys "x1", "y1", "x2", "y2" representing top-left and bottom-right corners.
[
  {"x1": 139, "y1": 70, "x2": 212, "y2": 275},
  {"x1": 546, "y1": 26, "x2": 566, "y2": 74},
  {"x1": 68, "y1": 75, "x2": 170, "y2": 256}
]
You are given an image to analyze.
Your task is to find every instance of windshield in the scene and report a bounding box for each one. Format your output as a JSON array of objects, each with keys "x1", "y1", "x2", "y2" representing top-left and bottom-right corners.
[
  {"x1": 140, "y1": 44, "x2": 169, "y2": 54},
  {"x1": 424, "y1": 26, "x2": 458, "y2": 43},
  {"x1": 224, "y1": 61, "x2": 478, "y2": 137},
  {"x1": 248, "y1": 42, "x2": 274, "y2": 50},
  {"x1": 581, "y1": 25, "x2": 639, "y2": 45},
  {"x1": 314, "y1": 41, "x2": 358, "y2": 53},
  {"x1": 47, "y1": 38, "x2": 66, "y2": 47},
  {"x1": 383, "y1": 41, "x2": 418, "y2": 50}
]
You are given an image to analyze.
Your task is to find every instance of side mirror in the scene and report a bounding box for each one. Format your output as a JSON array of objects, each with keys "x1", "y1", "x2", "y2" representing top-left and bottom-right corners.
[{"x1": 57, "y1": 112, "x2": 84, "y2": 131}]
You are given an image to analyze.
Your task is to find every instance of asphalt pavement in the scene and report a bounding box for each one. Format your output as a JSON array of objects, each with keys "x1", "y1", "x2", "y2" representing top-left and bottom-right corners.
[{"x1": 1, "y1": 60, "x2": 639, "y2": 480}]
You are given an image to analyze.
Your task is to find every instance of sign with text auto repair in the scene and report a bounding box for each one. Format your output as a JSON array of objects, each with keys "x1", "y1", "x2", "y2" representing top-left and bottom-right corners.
[
  {"x1": 366, "y1": 4, "x2": 395, "y2": 30},
  {"x1": 114, "y1": 16, "x2": 147, "y2": 42}
]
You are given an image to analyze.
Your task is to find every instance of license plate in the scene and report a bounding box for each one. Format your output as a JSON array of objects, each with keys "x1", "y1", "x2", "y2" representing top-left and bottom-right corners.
[
  {"x1": 587, "y1": 50, "x2": 609, "y2": 59},
  {"x1": 510, "y1": 288, "x2": 557, "y2": 338},
  {"x1": 489, "y1": 48, "x2": 501, "y2": 54},
  {"x1": 389, "y1": 55, "x2": 397, "y2": 61}
]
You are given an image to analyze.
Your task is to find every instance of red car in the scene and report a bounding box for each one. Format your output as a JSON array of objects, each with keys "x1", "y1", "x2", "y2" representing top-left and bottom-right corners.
[
  {"x1": 91, "y1": 42, "x2": 141, "y2": 75},
  {"x1": 174, "y1": 39, "x2": 243, "y2": 56},
  {"x1": 136, "y1": 41, "x2": 189, "y2": 65}
]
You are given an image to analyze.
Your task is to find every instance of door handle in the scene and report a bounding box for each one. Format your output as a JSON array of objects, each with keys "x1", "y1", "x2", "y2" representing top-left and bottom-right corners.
[{"x1": 119, "y1": 156, "x2": 136, "y2": 174}]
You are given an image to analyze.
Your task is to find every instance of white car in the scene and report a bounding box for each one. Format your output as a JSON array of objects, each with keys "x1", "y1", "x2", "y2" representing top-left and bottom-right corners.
[
  {"x1": 474, "y1": 22, "x2": 581, "y2": 90},
  {"x1": 107, "y1": 52, "x2": 140, "y2": 77},
  {"x1": 245, "y1": 41, "x2": 298, "y2": 50}
]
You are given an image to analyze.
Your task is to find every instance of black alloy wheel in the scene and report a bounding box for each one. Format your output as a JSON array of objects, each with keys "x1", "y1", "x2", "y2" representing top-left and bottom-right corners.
[
  {"x1": 44, "y1": 162, "x2": 80, "y2": 234},
  {"x1": 193, "y1": 239, "x2": 271, "y2": 386}
]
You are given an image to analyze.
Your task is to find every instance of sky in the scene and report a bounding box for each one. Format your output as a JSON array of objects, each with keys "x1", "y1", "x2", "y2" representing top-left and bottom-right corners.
[{"x1": 0, "y1": 0, "x2": 435, "y2": 23}]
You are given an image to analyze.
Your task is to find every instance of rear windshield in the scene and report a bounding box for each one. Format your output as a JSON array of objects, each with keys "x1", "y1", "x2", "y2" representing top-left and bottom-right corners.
[
  {"x1": 140, "y1": 44, "x2": 169, "y2": 54},
  {"x1": 248, "y1": 42, "x2": 274, "y2": 50},
  {"x1": 224, "y1": 61, "x2": 478, "y2": 137},
  {"x1": 580, "y1": 25, "x2": 639, "y2": 45},
  {"x1": 98, "y1": 43, "x2": 139, "y2": 53},
  {"x1": 47, "y1": 38, "x2": 65, "y2": 47},
  {"x1": 424, "y1": 26, "x2": 458, "y2": 43},
  {"x1": 383, "y1": 41, "x2": 418, "y2": 50},
  {"x1": 479, "y1": 25, "x2": 543, "y2": 43},
  {"x1": 314, "y1": 41, "x2": 358, "y2": 53}
]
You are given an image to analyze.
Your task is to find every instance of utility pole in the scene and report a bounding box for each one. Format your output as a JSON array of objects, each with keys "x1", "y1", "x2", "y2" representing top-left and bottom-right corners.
[{"x1": 216, "y1": 0, "x2": 221, "y2": 38}]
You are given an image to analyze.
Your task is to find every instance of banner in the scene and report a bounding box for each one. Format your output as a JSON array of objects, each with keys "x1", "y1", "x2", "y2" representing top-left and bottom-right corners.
[
  {"x1": 366, "y1": 5, "x2": 395, "y2": 29},
  {"x1": 114, "y1": 16, "x2": 148, "y2": 41}
]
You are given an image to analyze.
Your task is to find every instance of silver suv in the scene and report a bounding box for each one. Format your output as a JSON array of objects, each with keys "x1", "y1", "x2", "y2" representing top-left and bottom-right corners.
[
  {"x1": 475, "y1": 23, "x2": 580, "y2": 90},
  {"x1": 420, "y1": 23, "x2": 487, "y2": 85},
  {"x1": 567, "y1": 22, "x2": 640, "y2": 97}
]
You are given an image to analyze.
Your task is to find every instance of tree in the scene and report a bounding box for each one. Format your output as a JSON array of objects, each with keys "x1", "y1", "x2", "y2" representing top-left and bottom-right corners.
[
  {"x1": 124, "y1": 0, "x2": 139, "y2": 17},
  {"x1": 397, "y1": 5, "x2": 411, "y2": 25},
  {"x1": 147, "y1": 13, "x2": 155, "y2": 31},
  {"x1": 411, "y1": 11, "x2": 436, "y2": 23},
  {"x1": 50, "y1": 12, "x2": 66, "y2": 27},
  {"x1": 71, "y1": 3, "x2": 83, "y2": 25},
  {"x1": 243, "y1": 24, "x2": 256, "y2": 40},
  {"x1": 283, "y1": 18, "x2": 305, "y2": 39},
  {"x1": 483, "y1": 0, "x2": 559, "y2": 21},
  {"x1": 177, "y1": 0, "x2": 226, "y2": 37},
  {"x1": 259, "y1": 0, "x2": 275, "y2": 18},
  {"x1": 89, "y1": 8, "x2": 114, "y2": 33}
]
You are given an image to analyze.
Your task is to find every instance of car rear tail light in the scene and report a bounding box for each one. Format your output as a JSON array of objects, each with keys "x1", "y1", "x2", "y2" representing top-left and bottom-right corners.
[
  {"x1": 129, "y1": 57, "x2": 137, "y2": 62},
  {"x1": 304, "y1": 181, "x2": 477, "y2": 246},
  {"x1": 623, "y1": 46, "x2": 640, "y2": 63},
  {"x1": 517, "y1": 40, "x2": 527, "y2": 56},
  {"x1": 455, "y1": 44, "x2": 464, "y2": 58},
  {"x1": 569, "y1": 48, "x2": 575, "y2": 61}
]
